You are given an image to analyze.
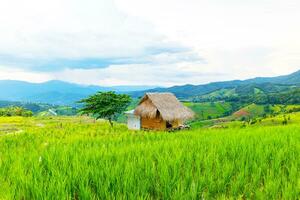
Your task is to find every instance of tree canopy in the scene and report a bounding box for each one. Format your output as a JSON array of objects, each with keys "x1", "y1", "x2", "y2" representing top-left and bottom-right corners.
[
  {"x1": 0, "y1": 106, "x2": 33, "y2": 117},
  {"x1": 78, "y1": 91, "x2": 131, "y2": 126}
]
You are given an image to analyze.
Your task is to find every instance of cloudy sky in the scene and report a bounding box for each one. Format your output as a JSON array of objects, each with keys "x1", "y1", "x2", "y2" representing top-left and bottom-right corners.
[{"x1": 0, "y1": 0, "x2": 299, "y2": 86}]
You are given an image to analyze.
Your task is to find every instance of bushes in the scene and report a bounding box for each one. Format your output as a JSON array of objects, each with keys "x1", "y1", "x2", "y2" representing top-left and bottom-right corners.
[{"x1": 0, "y1": 106, "x2": 33, "y2": 117}]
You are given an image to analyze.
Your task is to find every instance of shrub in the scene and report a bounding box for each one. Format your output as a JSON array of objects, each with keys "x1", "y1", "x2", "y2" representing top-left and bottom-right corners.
[{"x1": 0, "y1": 106, "x2": 33, "y2": 117}]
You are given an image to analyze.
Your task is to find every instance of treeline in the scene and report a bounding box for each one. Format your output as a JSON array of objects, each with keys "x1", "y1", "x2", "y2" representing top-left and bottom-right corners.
[
  {"x1": 0, "y1": 107, "x2": 33, "y2": 117},
  {"x1": 194, "y1": 88, "x2": 300, "y2": 105},
  {"x1": 227, "y1": 88, "x2": 300, "y2": 105},
  {"x1": 0, "y1": 100, "x2": 53, "y2": 113},
  {"x1": 0, "y1": 100, "x2": 78, "y2": 116}
]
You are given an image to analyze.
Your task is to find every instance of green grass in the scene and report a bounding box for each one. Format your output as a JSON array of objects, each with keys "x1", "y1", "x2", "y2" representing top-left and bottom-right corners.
[
  {"x1": 0, "y1": 116, "x2": 299, "y2": 199},
  {"x1": 201, "y1": 88, "x2": 237, "y2": 99},
  {"x1": 254, "y1": 88, "x2": 263, "y2": 95},
  {"x1": 213, "y1": 110, "x2": 300, "y2": 129},
  {"x1": 233, "y1": 103, "x2": 265, "y2": 118},
  {"x1": 244, "y1": 104, "x2": 265, "y2": 117},
  {"x1": 184, "y1": 102, "x2": 232, "y2": 120}
]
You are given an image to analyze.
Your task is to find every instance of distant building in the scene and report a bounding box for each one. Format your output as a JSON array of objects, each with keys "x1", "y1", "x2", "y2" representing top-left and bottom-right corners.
[{"x1": 125, "y1": 93, "x2": 194, "y2": 130}]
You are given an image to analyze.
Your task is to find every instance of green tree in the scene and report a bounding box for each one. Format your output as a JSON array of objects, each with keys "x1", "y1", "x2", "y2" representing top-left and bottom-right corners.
[
  {"x1": 263, "y1": 104, "x2": 270, "y2": 113},
  {"x1": 0, "y1": 106, "x2": 33, "y2": 117},
  {"x1": 78, "y1": 91, "x2": 131, "y2": 127}
]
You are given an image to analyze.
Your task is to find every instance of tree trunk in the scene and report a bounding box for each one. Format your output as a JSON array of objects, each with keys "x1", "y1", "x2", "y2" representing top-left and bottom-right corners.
[{"x1": 109, "y1": 119, "x2": 113, "y2": 127}]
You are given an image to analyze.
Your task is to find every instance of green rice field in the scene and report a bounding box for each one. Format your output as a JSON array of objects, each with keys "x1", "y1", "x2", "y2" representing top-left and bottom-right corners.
[
  {"x1": 0, "y1": 116, "x2": 299, "y2": 199},
  {"x1": 184, "y1": 102, "x2": 232, "y2": 120}
]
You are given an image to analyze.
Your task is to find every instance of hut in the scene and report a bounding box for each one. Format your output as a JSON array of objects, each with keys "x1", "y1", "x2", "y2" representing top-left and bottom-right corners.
[{"x1": 126, "y1": 93, "x2": 194, "y2": 130}]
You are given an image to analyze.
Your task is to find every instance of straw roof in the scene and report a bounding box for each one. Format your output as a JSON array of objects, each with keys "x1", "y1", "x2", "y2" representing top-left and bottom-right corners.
[{"x1": 134, "y1": 93, "x2": 194, "y2": 121}]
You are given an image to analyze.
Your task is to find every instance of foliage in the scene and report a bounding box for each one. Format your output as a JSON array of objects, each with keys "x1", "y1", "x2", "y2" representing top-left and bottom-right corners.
[
  {"x1": 0, "y1": 106, "x2": 33, "y2": 117},
  {"x1": 117, "y1": 98, "x2": 140, "y2": 123},
  {"x1": 219, "y1": 88, "x2": 300, "y2": 105},
  {"x1": 133, "y1": 70, "x2": 300, "y2": 99},
  {"x1": 37, "y1": 106, "x2": 78, "y2": 117},
  {"x1": 0, "y1": 116, "x2": 299, "y2": 199},
  {"x1": 213, "y1": 109, "x2": 300, "y2": 129},
  {"x1": 190, "y1": 83, "x2": 300, "y2": 110},
  {"x1": 184, "y1": 101, "x2": 233, "y2": 121},
  {"x1": 0, "y1": 100, "x2": 78, "y2": 116},
  {"x1": 78, "y1": 91, "x2": 131, "y2": 126},
  {"x1": 0, "y1": 100, "x2": 54, "y2": 113}
]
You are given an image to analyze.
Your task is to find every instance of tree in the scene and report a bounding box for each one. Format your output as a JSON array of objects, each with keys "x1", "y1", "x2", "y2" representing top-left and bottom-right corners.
[
  {"x1": 282, "y1": 115, "x2": 288, "y2": 125},
  {"x1": 78, "y1": 91, "x2": 131, "y2": 127},
  {"x1": 0, "y1": 106, "x2": 33, "y2": 117},
  {"x1": 263, "y1": 104, "x2": 270, "y2": 113}
]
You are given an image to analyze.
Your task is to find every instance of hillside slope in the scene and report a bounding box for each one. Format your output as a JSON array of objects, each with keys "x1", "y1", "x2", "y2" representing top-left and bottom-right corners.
[
  {"x1": 132, "y1": 70, "x2": 300, "y2": 99},
  {"x1": 0, "y1": 80, "x2": 156, "y2": 105},
  {"x1": 192, "y1": 83, "x2": 295, "y2": 102},
  {"x1": 1, "y1": 70, "x2": 300, "y2": 104}
]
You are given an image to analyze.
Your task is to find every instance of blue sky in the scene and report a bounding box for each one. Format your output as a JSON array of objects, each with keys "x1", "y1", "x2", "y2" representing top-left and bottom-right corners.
[{"x1": 0, "y1": 0, "x2": 300, "y2": 86}]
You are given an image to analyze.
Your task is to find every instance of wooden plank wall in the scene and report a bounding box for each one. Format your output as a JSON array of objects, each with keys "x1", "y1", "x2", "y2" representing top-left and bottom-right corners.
[{"x1": 141, "y1": 117, "x2": 166, "y2": 130}]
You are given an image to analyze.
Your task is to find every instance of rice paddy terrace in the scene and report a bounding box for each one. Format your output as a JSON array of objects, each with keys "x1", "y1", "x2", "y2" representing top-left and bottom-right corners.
[{"x1": 0, "y1": 116, "x2": 299, "y2": 199}]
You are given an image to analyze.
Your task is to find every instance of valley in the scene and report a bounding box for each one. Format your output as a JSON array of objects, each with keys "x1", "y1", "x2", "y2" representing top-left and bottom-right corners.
[
  {"x1": 1, "y1": 0, "x2": 300, "y2": 198},
  {"x1": 1, "y1": 70, "x2": 300, "y2": 199}
]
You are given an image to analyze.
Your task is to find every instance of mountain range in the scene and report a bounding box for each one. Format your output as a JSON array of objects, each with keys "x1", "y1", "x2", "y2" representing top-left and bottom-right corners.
[
  {"x1": 1, "y1": 70, "x2": 300, "y2": 105},
  {"x1": 132, "y1": 70, "x2": 300, "y2": 99},
  {"x1": 0, "y1": 80, "x2": 157, "y2": 105}
]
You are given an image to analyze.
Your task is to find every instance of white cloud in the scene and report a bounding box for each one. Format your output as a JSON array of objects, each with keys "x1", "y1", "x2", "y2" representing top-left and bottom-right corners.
[
  {"x1": 49, "y1": 63, "x2": 229, "y2": 86},
  {"x1": 116, "y1": 0, "x2": 300, "y2": 48},
  {"x1": 0, "y1": 0, "x2": 300, "y2": 86},
  {"x1": 116, "y1": 0, "x2": 300, "y2": 77},
  {"x1": 0, "y1": 0, "x2": 169, "y2": 60},
  {"x1": 0, "y1": 66, "x2": 51, "y2": 82}
]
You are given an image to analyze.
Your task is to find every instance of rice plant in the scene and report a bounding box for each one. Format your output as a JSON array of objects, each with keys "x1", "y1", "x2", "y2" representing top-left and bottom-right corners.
[{"x1": 0, "y1": 117, "x2": 299, "y2": 199}]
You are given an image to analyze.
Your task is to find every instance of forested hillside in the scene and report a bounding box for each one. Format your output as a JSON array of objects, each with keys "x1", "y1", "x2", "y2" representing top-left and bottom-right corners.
[
  {"x1": 132, "y1": 70, "x2": 300, "y2": 99},
  {"x1": 0, "y1": 100, "x2": 77, "y2": 116},
  {"x1": 191, "y1": 84, "x2": 299, "y2": 103}
]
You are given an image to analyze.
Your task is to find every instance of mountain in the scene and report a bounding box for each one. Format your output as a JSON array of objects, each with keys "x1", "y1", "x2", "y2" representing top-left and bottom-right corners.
[
  {"x1": 192, "y1": 83, "x2": 296, "y2": 102},
  {"x1": 1, "y1": 70, "x2": 300, "y2": 105},
  {"x1": 132, "y1": 70, "x2": 300, "y2": 99},
  {"x1": 0, "y1": 80, "x2": 157, "y2": 105},
  {"x1": 246, "y1": 70, "x2": 300, "y2": 84}
]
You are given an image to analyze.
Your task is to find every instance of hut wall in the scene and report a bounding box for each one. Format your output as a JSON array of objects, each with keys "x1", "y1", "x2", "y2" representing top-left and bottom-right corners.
[
  {"x1": 170, "y1": 120, "x2": 183, "y2": 128},
  {"x1": 141, "y1": 116, "x2": 166, "y2": 130},
  {"x1": 127, "y1": 115, "x2": 141, "y2": 130}
]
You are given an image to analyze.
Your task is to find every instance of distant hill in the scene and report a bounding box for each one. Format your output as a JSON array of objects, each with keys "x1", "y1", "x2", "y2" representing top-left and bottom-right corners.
[
  {"x1": 232, "y1": 104, "x2": 265, "y2": 119},
  {"x1": 2, "y1": 70, "x2": 300, "y2": 105},
  {"x1": 0, "y1": 100, "x2": 53, "y2": 113},
  {"x1": 192, "y1": 83, "x2": 296, "y2": 102},
  {"x1": 0, "y1": 100, "x2": 78, "y2": 116},
  {"x1": 246, "y1": 70, "x2": 300, "y2": 85},
  {"x1": 132, "y1": 70, "x2": 300, "y2": 99},
  {"x1": 0, "y1": 80, "x2": 157, "y2": 105}
]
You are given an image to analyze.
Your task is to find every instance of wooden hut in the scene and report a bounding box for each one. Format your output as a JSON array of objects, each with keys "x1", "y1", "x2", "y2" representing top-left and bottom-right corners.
[{"x1": 128, "y1": 93, "x2": 194, "y2": 130}]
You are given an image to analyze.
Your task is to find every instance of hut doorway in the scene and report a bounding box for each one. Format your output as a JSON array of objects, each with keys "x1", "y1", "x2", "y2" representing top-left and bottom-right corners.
[{"x1": 166, "y1": 121, "x2": 172, "y2": 129}]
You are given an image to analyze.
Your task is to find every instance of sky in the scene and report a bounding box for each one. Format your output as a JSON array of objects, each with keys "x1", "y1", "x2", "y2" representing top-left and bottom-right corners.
[{"x1": 0, "y1": 0, "x2": 300, "y2": 86}]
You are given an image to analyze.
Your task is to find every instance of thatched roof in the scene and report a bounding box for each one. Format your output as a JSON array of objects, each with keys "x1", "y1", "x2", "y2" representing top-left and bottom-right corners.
[{"x1": 134, "y1": 93, "x2": 194, "y2": 121}]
